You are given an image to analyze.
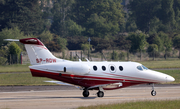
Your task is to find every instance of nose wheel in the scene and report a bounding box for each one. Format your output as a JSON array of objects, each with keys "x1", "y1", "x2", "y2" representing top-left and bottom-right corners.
[
  {"x1": 151, "y1": 83, "x2": 156, "y2": 96},
  {"x1": 151, "y1": 90, "x2": 156, "y2": 96}
]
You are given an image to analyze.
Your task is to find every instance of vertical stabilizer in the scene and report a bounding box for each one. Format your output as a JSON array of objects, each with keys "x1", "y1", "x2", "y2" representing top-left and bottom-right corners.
[{"x1": 19, "y1": 38, "x2": 65, "y2": 65}]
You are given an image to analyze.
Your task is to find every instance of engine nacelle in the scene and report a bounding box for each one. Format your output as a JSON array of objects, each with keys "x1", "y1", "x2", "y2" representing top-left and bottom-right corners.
[
  {"x1": 30, "y1": 62, "x2": 90, "y2": 75},
  {"x1": 62, "y1": 63, "x2": 90, "y2": 75},
  {"x1": 72, "y1": 63, "x2": 90, "y2": 75}
]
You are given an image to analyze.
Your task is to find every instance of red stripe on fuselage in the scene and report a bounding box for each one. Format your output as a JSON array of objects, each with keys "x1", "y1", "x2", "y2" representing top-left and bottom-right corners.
[{"x1": 30, "y1": 68, "x2": 152, "y2": 89}]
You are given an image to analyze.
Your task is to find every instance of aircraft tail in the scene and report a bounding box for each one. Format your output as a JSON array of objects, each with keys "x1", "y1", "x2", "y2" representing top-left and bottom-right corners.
[{"x1": 18, "y1": 38, "x2": 66, "y2": 65}]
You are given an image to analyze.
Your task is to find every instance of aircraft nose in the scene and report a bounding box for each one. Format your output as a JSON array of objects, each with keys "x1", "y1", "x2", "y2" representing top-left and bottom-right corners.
[{"x1": 166, "y1": 75, "x2": 175, "y2": 82}]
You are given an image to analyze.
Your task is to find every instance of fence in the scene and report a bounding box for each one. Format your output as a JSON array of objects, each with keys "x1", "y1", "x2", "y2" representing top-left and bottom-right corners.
[
  {"x1": 7, "y1": 53, "x2": 23, "y2": 65},
  {"x1": 6, "y1": 49, "x2": 180, "y2": 65}
]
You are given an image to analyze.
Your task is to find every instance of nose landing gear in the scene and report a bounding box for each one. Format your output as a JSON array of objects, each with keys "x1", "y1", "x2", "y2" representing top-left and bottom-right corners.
[{"x1": 151, "y1": 83, "x2": 156, "y2": 96}]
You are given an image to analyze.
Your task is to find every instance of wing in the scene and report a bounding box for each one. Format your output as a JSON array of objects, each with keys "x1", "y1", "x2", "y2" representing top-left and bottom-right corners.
[
  {"x1": 87, "y1": 82, "x2": 123, "y2": 90},
  {"x1": 44, "y1": 81, "x2": 83, "y2": 89}
]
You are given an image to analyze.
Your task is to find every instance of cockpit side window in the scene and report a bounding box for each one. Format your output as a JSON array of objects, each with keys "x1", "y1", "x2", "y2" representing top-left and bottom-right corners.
[
  {"x1": 142, "y1": 65, "x2": 148, "y2": 70},
  {"x1": 137, "y1": 66, "x2": 143, "y2": 71}
]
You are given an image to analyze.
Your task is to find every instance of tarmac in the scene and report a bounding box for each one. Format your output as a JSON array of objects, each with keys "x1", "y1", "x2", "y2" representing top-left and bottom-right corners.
[{"x1": 0, "y1": 84, "x2": 180, "y2": 109}]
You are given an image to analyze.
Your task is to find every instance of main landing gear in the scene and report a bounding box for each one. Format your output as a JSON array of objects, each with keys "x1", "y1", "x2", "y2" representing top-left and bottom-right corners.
[
  {"x1": 82, "y1": 89, "x2": 89, "y2": 97},
  {"x1": 82, "y1": 87, "x2": 105, "y2": 98},
  {"x1": 97, "y1": 86, "x2": 104, "y2": 97},
  {"x1": 97, "y1": 91, "x2": 104, "y2": 97},
  {"x1": 151, "y1": 83, "x2": 156, "y2": 96}
]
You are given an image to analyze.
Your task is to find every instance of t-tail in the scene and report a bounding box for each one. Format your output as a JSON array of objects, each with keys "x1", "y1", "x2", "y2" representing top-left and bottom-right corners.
[{"x1": 4, "y1": 38, "x2": 68, "y2": 65}]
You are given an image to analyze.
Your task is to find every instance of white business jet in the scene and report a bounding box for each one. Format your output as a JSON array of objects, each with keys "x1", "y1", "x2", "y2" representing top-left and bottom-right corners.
[{"x1": 4, "y1": 38, "x2": 175, "y2": 97}]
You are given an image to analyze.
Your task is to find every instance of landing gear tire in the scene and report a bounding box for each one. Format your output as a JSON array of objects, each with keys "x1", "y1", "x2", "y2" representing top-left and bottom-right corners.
[
  {"x1": 97, "y1": 91, "x2": 104, "y2": 97},
  {"x1": 151, "y1": 90, "x2": 156, "y2": 96},
  {"x1": 83, "y1": 90, "x2": 89, "y2": 97}
]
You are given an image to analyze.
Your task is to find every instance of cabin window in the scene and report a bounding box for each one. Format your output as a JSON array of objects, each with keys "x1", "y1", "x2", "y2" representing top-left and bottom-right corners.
[
  {"x1": 64, "y1": 67, "x2": 66, "y2": 72},
  {"x1": 111, "y1": 66, "x2": 115, "y2": 71},
  {"x1": 137, "y1": 66, "x2": 143, "y2": 71},
  {"x1": 119, "y1": 66, "x2": 123, "y2": 71},
  {"x1": 142, "y1": 65, "x2": 148, "y2": 70},
  {"x1": 109, "y1": 65, "x2": 116, "y2": 73},
  {"x1": 93, "y1": 66, "x2": 97, "y2": 71},
  {"x1": 102, "y1": 66, "x2": 106, "y2": 71}
]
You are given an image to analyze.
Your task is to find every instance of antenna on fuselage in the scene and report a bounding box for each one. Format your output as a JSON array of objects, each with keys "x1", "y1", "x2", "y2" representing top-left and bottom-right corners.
[
  {"x1": 76, "y1": 54, "x2": 82, "y2": 62},
  {"x1": 85, "y1": 58, "x2": 90, "y2": 62}
]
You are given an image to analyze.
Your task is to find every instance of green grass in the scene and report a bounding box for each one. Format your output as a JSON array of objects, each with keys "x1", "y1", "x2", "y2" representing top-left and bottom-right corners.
[
  {"x1": 0, "y1": 73, "x2": 55, "y2": 86},
  {"x1": 78, "y1": 100, "x2": 180, "y2": 109},
  {"x1": 140, "y1": 60, "x2": 180, "y2": 69},
  {"x1": 0, "y1": 64, "x2": 30, "y2": 73}
]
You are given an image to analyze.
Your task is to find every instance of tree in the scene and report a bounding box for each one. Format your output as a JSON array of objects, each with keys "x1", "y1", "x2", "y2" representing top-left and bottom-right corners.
[
  {"x1": 50, "y1": 0, "x2": 75, "y2": 36},
  {"x1": 128, "y1": 0, "x2": 179, "y2": 33},
  {"x1": 114, "y1": 35, "x2": 131, "y2": 50},
  {"x1": 9, "y1": 42, "x2": 21, "y2": 55},
  {"x1": 152, "y1": 34, "x2": 164, "y2": 52},
  {"x1": 71, "y1": 0, "x2": 125, "y2": 38},
  {"x1": 91, "y1": 37, "x2": 113, "y2": 52},
  {"x1": 8, "y1": 42, "x2": 21, "y2": 64},
  {"x1": 128, "y1": 0, "x2": 162, "y2": 32},
  {"x1": 81, "y1": 43, "x2": 92, "y2": 51},
  {"x1": 147, "y1": 44, "x2": 158, "y2": 60},
  {"x1": 174, "y1": 0, "x2": 180, "y2": 31},
  {"x1": 66, "y1": 19, "x2": 85, "y2": 36},
  {"x1": 0, "y1": 27, "x2": 25, "y2": 48},
  {"x1": 66, "y1": 36, "x2": 87, "y2": 50},
  {"x1": 126, "y1": 18, "x2": 137, "y2": 32},
  {"x1": 127, "y1": 31, "x2": 148, "y2": 53},
  {"x1": 0, "y1": 46, "x2": 8, "y2": 65},
  {"x1": 173, "y1": 34, "x2": 180, "y2": 58},
  {"x1": 0, "y1": 0, "x2": 44, "y2": 35},
  {"x1": 158, "y1": 32, "x2": 172, "y2": 52},
  {"x1": 158, "y1": 0, "x2": 175, "y2": 32},
  {"x1": 43, "y1": 34, "x2": 68, "y2": 52},
  {"x1": 56, "y1": 36, "x2": 68, "y2": 51},
  {"x1": 111, "y1": 50, "x2": 118, "y2": 61},
  {"x1": 38, "y1": 30, "x2": 53, "y2": 42}
]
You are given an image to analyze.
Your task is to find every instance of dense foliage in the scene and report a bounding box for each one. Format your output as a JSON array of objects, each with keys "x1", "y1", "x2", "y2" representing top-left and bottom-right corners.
[{"x1": 1, "y1": 0, "x2": 180, "y2": 59}]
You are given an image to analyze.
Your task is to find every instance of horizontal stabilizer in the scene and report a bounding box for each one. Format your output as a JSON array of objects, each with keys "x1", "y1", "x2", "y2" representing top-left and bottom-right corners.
[{"x1": 4, "y1": 39, "x2": 19, "y2": 41}]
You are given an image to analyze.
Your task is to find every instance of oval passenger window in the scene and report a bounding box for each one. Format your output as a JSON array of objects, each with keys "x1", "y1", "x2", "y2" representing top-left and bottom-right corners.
[
  {"x1": 111, "y1": 66, "x2": 115, "y2": 71},
  {"x1": 93, "y1": 66, "x2": 97, "y2": 71},
  {"x1": 119, "y1": 66, "x2": 123, "y2": 71},
  {"x1": 102, "y1": 66, "x2": 106, "y2": 71},
  {"x1": 109, "y1": 65, "x2": 116, "y2": 73}
]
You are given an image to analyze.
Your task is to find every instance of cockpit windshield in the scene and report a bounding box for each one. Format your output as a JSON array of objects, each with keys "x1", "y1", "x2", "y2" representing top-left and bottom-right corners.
[
  {"x1": 137, "y1": 65, "x2": 148, "y2": 71},
  {"x1": 142, "y1": 65, "x2": 148, "y2": 70},
  {"x1": 137, "y1": 66, "x2": 143, "y2": 71}
]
